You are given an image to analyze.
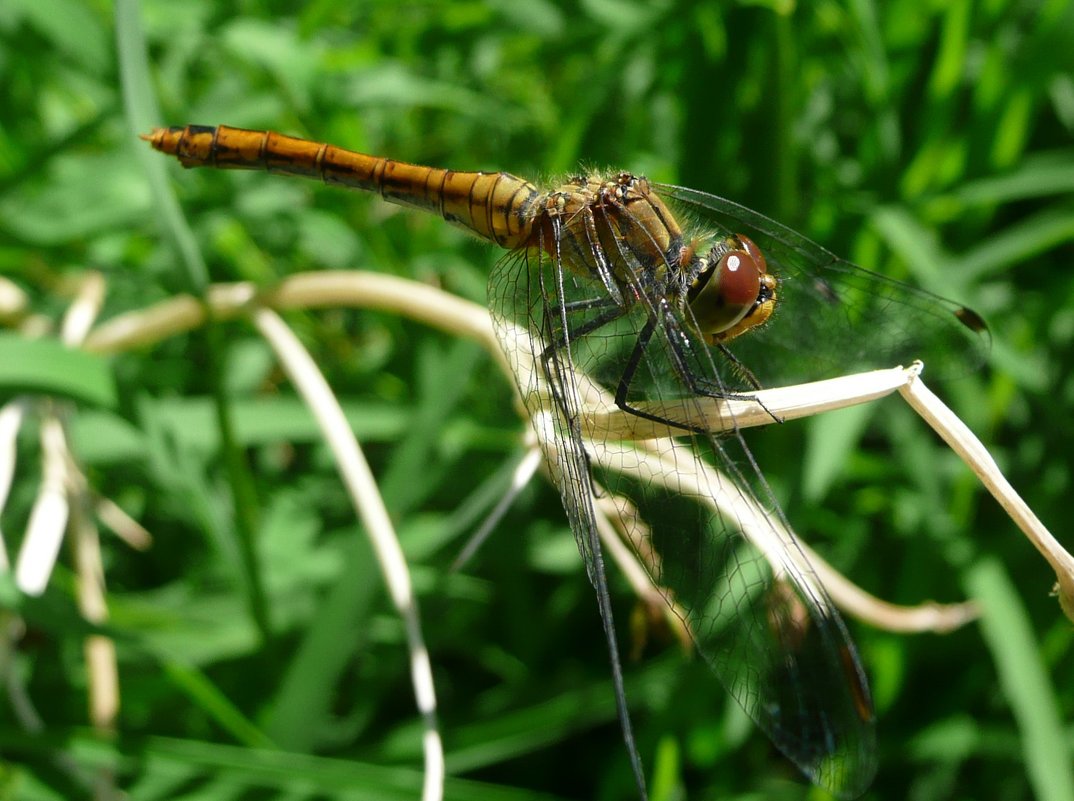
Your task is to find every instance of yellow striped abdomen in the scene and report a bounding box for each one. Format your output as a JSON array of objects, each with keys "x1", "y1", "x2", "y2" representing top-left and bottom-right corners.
[{"x1": 143, "y1": 125, "x2": 541, "y2": 250}]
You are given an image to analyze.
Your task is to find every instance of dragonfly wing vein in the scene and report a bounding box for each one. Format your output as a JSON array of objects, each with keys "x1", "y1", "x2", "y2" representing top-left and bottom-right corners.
[
  {"x1": 488, "y1": 232, "x2": 878, "y2": 798},
  {"x1": 654, "y1": 183, "x2": 990, "y2": 386}
]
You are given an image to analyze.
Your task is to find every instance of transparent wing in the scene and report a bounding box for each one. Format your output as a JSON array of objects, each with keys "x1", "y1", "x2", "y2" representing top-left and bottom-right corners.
[
  {"x1": 488, "y1": 227, "x2": 878, "y2": 797},
  {"x1": 655, "y1": 183, "x2": 990, "y2": 388},
  {"x1": 487, "y1": 242, "x2": 654, "y2": 797}
]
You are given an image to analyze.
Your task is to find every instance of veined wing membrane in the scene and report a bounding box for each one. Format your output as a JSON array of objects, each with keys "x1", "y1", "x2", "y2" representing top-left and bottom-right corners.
[
  {"x1": 489, "y1": 227, "x2": 878, "y2": 798},
  {"x1": 655, "y1": 183, "x2": 990, "y2": 388}
]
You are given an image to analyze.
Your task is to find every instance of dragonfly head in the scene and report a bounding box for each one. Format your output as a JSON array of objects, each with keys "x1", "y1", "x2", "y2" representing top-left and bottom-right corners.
[{"x1": 686, "y1": 234, "x2": 777, "y2": 344}]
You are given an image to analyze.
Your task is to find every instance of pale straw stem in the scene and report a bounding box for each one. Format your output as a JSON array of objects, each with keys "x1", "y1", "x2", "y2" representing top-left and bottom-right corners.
[
  {"x1": 587, "y1": 366, "x2": 914, "y2": 439},
  {"x1": 452, "y1": 443, "x2": 543, "y2": 571},
  {"x1": 0, "y1": 398, "x2": 31, "y2": 572},
  {"x1": 85, "y1": 272, "x2": 497, "y2": 356},
  {"x1": 60, "y1": 272, "x2": 105, "y2": 346},
  {"x1": 251, "y1": 308, "x2": 443, "y2": 801},
  {"x1": 95, "y1": 495, "x2": 154, "y2": 551},
  {"x1": 72, "y1": 494, "x2": 119, "y2": 729},
  {"x1": 590, "y1": 489, "x2": 694, "y2": 649},
  {"x1": 901, "y1": 371, "x2": 1074, "y2": 622},
  {"x1": 14, "y1": 415, "x2": 69, "y2": 596},
  {"x1": 0, "y1": 276, "x2": 28, "y2": 325},
  {"x1": 61, "y1": 270, "x2": 121, "y2": 739},
  {"x1": 593, "y1": 430, "x2": 978, "y2": 633}
]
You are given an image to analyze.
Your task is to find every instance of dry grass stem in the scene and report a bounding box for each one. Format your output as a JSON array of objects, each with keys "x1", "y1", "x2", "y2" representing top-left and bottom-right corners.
[
  {"x1": 13, "y1": 415, "x2": 69, "y2": 596},
  {"x1": 902, "y1": 373, "x2": 1074, "y2": 623},
  {"x1": 80, "y1": 272, "x2": 1012, "y2": 633},
  {"x1": 252, "y1": 307, "x2": 444, "y2": 801}
]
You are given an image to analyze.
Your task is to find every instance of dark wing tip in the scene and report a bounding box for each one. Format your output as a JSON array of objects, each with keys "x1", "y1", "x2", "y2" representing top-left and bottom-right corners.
[{"x1": 954, "y1": 306, "x2": 989, "y2": 335}]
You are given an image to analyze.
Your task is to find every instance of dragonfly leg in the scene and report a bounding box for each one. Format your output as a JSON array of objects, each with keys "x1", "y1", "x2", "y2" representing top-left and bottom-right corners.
[
  {"x1": 532, "y1": 231, "x2": 632, "y2": 441},
  {"x1": 690, "y1": 344, "x2": 782, "y2": 424},
  {"x1": 714, "y1": 343, "x2": 763, "y2": 391},
  {"x1": 579, "y1": 204, "x2": 626, "y2": 305},
  {"x1": 545, "y1": 193, "x2": 625, "y2": 306},
  {"x1": 549, "y1": 296, "x2": 622, "y2": 315},
  {"x1": 538, "y1": 302, "x2": 631, "y2": 399},
  {"x1": 611, "y1": 304, "x2": 781, "y2": 433}
]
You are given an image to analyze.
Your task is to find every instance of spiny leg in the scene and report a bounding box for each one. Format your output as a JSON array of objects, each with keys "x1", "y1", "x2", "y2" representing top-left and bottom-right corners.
[
  {"x1": 610, "y1": 302, "x2": 781, "y2": 434},
  {"x1": 714, "y1": 343, "x2": 764, "y2": 392},
  {"x1": 533, "y1": 225, "x2": 651, "y2": 801}
]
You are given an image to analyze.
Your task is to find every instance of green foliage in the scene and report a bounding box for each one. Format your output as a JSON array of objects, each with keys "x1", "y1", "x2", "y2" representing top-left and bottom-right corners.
[
  {"x1": 2, "y1": 0, "x2": 1073, "y2": 799},
  {"x1": 0, "y1": 335, "x2": 116, "y2": 408}
]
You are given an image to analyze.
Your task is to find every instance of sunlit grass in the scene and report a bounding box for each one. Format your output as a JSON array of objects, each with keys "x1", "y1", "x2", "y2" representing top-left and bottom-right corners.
[{"x1": 2, "y1": 1, "x2": 1073, "y2": 799}]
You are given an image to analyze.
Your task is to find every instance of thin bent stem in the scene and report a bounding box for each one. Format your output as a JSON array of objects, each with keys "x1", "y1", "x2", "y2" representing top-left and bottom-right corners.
[{"x1": 252, "y1": 308, "x2": 444, "y2": 801}]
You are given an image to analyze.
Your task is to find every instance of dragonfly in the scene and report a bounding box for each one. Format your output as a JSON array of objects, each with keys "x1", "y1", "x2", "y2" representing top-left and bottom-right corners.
[{"x1": 144, "y1": 125, "x2": 988, "y2": 799}]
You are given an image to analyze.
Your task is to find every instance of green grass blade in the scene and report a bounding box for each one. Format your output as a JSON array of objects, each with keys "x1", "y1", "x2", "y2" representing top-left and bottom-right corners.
[
  {"x1": 965, "y1": 557, "x2": 1074, "y2": 801},
  {"x1": 0, "y1": 334, "x2": 116, "y2": 408}
]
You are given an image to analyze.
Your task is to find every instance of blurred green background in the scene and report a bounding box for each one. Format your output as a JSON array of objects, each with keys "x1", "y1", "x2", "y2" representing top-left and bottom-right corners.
[{"x1": 2, "y1": 0, "x2": 1073, "y2": 799}]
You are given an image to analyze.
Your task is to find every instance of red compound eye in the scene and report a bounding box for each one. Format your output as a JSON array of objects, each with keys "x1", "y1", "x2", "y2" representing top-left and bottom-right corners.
[
  {"x1": 689, "y1": 242, "x2": 767, "y2": 338},
  {"x1": 715, "y1": 248, "x2": 762, "y2": 307},
  {"x1": 735, "y1": 234, "x2": 767, "y2": 275}
]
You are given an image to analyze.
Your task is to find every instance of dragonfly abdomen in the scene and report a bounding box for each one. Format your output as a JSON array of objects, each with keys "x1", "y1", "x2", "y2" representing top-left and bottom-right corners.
[{"x1": 143, "y1": 125, "x2": 541, "y2": 250}]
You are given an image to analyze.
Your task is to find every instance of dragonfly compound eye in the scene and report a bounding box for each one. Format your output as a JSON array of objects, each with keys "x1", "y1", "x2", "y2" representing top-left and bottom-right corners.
[
  {"x1": 716, "y1": 250, "x2": 762, "y2": 306},
  {"x1": 735, "y1": 234, "x2": 768, "y2": 275},
  {"x1": 689, "y1": 245, "x2": 768, "y2": 342}
]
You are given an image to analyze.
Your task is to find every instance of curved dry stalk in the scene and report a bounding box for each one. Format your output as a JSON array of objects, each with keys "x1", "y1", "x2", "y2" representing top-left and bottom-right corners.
[
  {"x1": 61, "y1": 271, "x2": 120, "y2": 742},
  {"x1": 84, "y1": 272, "x2": 497, "y2": 355},
  {"x1": 590, "y1": 489, "x2": 694, "y2": 652},
  {"x1": 94, "y1": 495, "x2": 153, "y2": 551},
  {"x1": 0, "y1": 397, "x2": 30, "y2": 572},
  {"x1": 61, "y1": 271, "x2": 106, "y2": 346},
  {"x1": 13, "y1": 415, "x2": 69, "y2": 597},
  {"x1": 599, "y1": 429, "x2": 980, "y2": 633},
  {"x1": 452, "y1": 442, "x2": 544, "y2": 572},
  {"x1": 587, "y1": 366, "x2": 917, "y2": 439},
  {"x1": 70, "y1": 484, "x2": 118, "y2": 730},
  {"x1": 9, "y1": 269, "x2": 109, "y2": 598},
  {"x1": 83, "y1": 271, "x2": 990, "y2": 631},
  {"x1": 252, "y1": 308, "x2": 444, "y2": 801},
  {"x1": 901, "y1": 374, "x2": 1074, "y2": 623}
]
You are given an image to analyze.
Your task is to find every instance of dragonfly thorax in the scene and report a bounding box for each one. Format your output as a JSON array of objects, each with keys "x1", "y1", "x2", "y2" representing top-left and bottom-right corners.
[
  {"x1": 536, "y1": 174, "x2": 776, "y2": 346},
  {"x1": 538, "y1": 173, "x2": 685, "y2": 293}
]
